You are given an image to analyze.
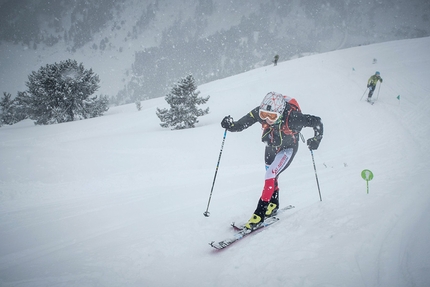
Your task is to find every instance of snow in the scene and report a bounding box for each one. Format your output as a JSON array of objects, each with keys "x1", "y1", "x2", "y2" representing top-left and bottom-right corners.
[{"x1": 1, "y1": 37, "x2": 430, "y2": 287}]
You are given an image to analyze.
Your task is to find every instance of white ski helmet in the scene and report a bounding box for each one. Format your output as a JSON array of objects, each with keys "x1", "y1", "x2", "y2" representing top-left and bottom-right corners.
[{"x1": 260, "y1": 92, "x2": 286, "y2": 114}]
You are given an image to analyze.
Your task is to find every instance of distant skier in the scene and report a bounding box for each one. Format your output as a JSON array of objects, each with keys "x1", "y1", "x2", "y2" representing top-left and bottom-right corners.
[
  {"x1": 220, "y1": 92, "x2": 323, "y2": 230},
  {"x1": 367, "y1": 71, "x2": 383, "y2": 102},
  {"x1": 273, "y1": 54, "x2": 279, "y2": 66}
]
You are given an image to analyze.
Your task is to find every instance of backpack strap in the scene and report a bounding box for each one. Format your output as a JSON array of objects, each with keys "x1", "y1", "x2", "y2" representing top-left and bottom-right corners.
[{"x1": 280, "y1": 108, "x2": 297, "y2": 136}]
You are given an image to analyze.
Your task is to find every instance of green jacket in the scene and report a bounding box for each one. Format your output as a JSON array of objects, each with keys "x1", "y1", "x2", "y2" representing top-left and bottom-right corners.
[{"x1": 368, "y1": 75, "x2": 383, "y2": 86}]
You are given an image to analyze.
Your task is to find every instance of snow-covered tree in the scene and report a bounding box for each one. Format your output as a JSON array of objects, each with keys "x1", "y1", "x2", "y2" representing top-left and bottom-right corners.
[
  {"x1": 156, "y1": 74, "x2": 209, "y2": 130},
  {"x1": 0, "y1": 92, "x2": 27, "y2": 126},
  {"x1": 25, "y1": 59, "x2": 109, "y2": 125},
  {"x1": 0, "y1": 92, "x2": 15, "y2": 126}
]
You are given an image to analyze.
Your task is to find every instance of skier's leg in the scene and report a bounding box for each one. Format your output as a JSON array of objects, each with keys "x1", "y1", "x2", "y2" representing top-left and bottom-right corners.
[
  {"x1": 261, "y1": 148, "x2": 295, "y2": 202},
  {"x1": 368, "y1": 86, "x2": 375, "y2": 100},
  {"x1": 246, "y1": 147, "x2": 296, "y2": 229},
  {"x1": 266, "y1": 147, "x2": 297, "y2": 216},
  {"x1": 264, "y1": 146, "x2": 279, "y2": 196}
]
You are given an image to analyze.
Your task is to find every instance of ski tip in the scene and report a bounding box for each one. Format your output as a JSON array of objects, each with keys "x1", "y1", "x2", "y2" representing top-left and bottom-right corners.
[
  {"x1": 209, "y1": 241, "x2": 220, "y2": 250},
  {"x1": 209, "y1": 241, "x2": 227, "y2": 250},
  {"x1": 231, "y1": 222, "x2": 243, "y2": 231}
]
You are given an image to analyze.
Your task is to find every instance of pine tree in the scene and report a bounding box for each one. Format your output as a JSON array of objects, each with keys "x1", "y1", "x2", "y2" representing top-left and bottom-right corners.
[
  {"x1": 0, "y1": 92, "x2": 27, "y2": 126},
  {"x1": 0, "y1": 92, "x2": 15, "y2": 126},
  {"x1": 13, "y1": 92, "x2": 31, "y2": 122},
  {"x1": 25, "y1": 59, "x2": 109, "y2": 125},
  {"x1": 156, "y1": 74, "x2": 209, "y2": 130}
]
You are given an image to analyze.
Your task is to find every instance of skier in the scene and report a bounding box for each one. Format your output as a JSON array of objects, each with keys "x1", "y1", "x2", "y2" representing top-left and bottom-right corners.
[
  {"x1": 221, "y1": 92, "x2": 323, "y2": 230},
  {"x1": 273, "y1": 54, "x2": 279, "y2": 66},
  {"x1": 367, "y1": 71, "x2": 383, "y2": 102}
]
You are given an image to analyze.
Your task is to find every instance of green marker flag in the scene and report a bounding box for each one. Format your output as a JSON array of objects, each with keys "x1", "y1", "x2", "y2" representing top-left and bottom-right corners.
[{"x1": 361, "y1": 169, "x2": 374, "y2": 194}]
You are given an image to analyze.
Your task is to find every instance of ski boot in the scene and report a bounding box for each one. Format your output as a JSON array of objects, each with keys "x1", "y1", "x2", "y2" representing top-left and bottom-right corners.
[
  {"x1": 265, "y1": 203, "x2": 278, "y2": 217},
  {"x1": 265, "y1": 189, "x2": 279, "y2": 217},
  {"x1": 244, "y1": 214, "x2": 263, "y2": 230},
  {"x1": 245, "y1": 199, "x2": 268, "y2": 230}
]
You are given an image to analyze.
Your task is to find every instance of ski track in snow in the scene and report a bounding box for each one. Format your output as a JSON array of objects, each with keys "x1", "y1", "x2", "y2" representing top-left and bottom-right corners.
[{"x1": 1, "y1": 37, "x2": 430, "y2": 286}]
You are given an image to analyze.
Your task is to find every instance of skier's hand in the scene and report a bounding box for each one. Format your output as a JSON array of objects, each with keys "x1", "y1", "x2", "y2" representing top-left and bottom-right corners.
[
  {"x1": 221, "y1": 116, "x2": 234, "y2": 130},
  {"x1": 380, "y1": 78, "x2": 383, "y2": 83},
  {"x1": 367, "y1": 84, "x2": 371, "y2": 88},
  {"x1": 307, "y1": 136, "x2": 322, "y2": 150}
]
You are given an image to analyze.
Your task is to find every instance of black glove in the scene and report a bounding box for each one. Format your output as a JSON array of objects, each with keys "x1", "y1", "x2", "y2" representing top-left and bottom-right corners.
[
  {"x1": 221, "y1": 116, "x2": 234, "y2": 130},
  {"x1": 367, "y1": 84, "x2": 371, "y2": 88},
  {"x1": 380, "y1": 78, "x2": 383, "y2": 83},
  {"x1": 307, "y1": 136, "x2": 322, "y2": 150}
]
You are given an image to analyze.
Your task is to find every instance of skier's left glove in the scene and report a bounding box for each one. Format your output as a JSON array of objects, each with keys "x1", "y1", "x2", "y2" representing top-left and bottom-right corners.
[
  {"x1": 221, "y1": 116, "x2": 234, "y2": 130},
  {"x1": 307, "y1": 135, "x2": 322, "y2": 150}
]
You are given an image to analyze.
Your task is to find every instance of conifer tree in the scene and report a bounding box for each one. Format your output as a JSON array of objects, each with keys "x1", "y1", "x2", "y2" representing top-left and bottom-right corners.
[
  {"x1": 25, "y1": 59, "x2": 109, "y2": 125},
  {"x1": 156, "y1": 74, "x2": 209, "y2": 130},
  {"x1": 0, "y1": 92, "x2": 15, "y2": 126},
  {"x1": 0, "y1": 92, "x2": 27, "y2": 126}
]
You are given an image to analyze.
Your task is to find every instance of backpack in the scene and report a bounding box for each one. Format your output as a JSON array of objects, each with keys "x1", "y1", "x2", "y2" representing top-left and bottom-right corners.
[{"x1": 283, "y1": 95, "x2": 301, "y2": 112}]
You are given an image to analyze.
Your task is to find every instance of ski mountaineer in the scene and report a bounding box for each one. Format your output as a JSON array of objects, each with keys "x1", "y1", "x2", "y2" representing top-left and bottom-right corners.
[
  {"x1": 273, "y1": 54, "x2": 279, "y2": 66},
  {"x1": 220, "y1": 92, "x2": 323, "y2": 230},
  {"x1": 367, "y1": 71, "x2": 383, "y2": 102}
]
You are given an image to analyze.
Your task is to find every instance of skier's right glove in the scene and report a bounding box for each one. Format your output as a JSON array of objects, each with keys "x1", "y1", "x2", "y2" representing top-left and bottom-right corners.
[
  {"x1": 307, "y1": 135, "x2": 322, "y2": 150},
  {"x1": 221, "y1": 116, "x2": 234, "y2": 130},
  {"x1": 367, "y1": 84, "x2": 371, "y2": 88}
]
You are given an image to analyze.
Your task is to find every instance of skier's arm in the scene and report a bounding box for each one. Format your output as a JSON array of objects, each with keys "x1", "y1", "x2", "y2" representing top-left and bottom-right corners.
[
  {"x1": 306, "y1": 115, "x2": 323, "y2": 138},
  {"x1": 290, "y1": 111, "x2": 323, "y2": 136},
  {"x1": 304, "y1": 114, "x2": 323, "y2": 150},
  {"x1": 221, "y1": 107, "x2": 260, "y2": 132},
  {"x1": 290, "y1": 112, "x2": 323, "y2": 149}
]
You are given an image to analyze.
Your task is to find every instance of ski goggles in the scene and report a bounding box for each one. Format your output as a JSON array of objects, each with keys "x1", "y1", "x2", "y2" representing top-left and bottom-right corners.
[{"x1": 259, "y1": 110, "x2": 280, "y2": 122}]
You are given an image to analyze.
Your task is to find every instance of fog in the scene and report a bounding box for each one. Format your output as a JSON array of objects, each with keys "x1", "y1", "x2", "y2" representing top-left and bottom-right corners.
[{"x1": 0, "y1": 0, "x2": 429, "y2": 104}]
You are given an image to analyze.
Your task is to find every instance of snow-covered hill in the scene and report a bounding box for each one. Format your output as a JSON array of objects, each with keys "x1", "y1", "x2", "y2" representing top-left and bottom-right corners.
[{"x1": 1, "y1": 37, "x2": 430, "y2": 286}]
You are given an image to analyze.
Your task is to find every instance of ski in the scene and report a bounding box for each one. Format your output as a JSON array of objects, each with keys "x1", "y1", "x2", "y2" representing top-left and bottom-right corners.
[
  {"x1": 209, "y1": 217, "x2": 279, "y2": 250},
  {"x1": 209, "y1": 205, "x2": 295, "y2": 250},
  {"x1": 231, "y1": 204, "x2": 295, "y2": 230}
]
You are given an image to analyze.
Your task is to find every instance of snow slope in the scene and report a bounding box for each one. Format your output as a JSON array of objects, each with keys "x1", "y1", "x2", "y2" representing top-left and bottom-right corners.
[{"x1": 1, "y1": 37, "x2": 430, "y2": 287}]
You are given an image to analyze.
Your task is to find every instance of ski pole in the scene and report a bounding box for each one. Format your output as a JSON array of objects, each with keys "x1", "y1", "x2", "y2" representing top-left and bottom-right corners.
[
  {"x1": 299, "y1": 133, "x2": 322, "y2": 202},
  {"x1": 360, "y1": 87, "x2": 368, "y2": 101},
  {"x1": 376, "y1": 82, "x2": 382, "y2": 101},
  {"x1": 310, "y1": 149, "x2": 323, "y2": 202},
  {"x1": 203, "y1": 129, "x2": 227, "y2": 217}
]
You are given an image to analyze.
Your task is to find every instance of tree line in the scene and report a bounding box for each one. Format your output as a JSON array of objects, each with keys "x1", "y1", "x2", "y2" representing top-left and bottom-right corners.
[
  {"x1": 1, "y1": 60, "x2": 209, "y2": 130},
  {"x1": 0, "y1": 59, "x2": 109, "y2": 126}
]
